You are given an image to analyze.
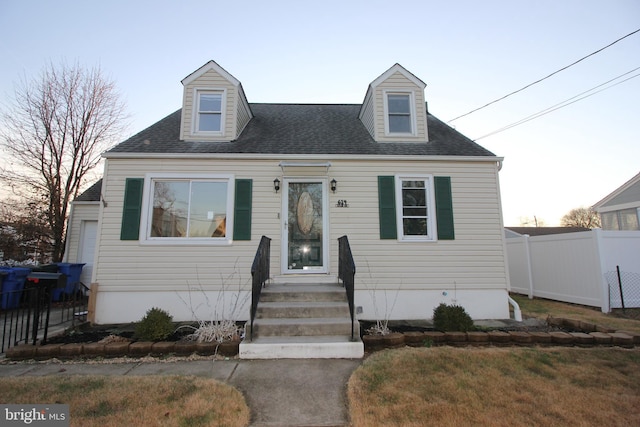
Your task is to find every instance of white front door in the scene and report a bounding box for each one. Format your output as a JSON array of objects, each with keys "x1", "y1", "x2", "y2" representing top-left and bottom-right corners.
[{"x1": 282, "y1": 179, "x2": 329, "y2": 274}]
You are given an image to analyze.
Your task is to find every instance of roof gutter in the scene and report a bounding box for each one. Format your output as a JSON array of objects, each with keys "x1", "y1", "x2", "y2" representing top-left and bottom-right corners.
[{"x1": 102, "y1": 152, "x2": 504, "y2": 163}]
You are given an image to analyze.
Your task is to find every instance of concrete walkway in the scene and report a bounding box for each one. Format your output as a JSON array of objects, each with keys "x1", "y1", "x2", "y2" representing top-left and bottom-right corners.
[{"x1": 0, "y1": 358, "x2": 362, "y2": 427}]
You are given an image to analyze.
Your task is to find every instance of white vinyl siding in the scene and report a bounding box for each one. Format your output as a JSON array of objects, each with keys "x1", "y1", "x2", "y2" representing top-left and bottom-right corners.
[
  {"x1": 180, "y1": 68, "x2": 240, "y2": 142},
  {"x1": 96, "y1": 157, "x2": 506, "y2": 297},
  {"x1": 374, "y1": 71, "x2": 427, "y2": 142}
]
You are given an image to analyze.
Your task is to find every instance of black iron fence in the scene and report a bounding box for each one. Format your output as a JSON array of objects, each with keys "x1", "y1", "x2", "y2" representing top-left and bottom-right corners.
[
  {"x1": 250, "y1": 236, "x2": 271, "y2": 340},
  {"x1": 338, "y1": 235, "x2": 356, "y2": 340},
  {"x1": 605, "y1": 266, "x2": 640, "y2": 310},
  {"x1": 0, "y1": 280, "x2": 89, "y2": 353}
]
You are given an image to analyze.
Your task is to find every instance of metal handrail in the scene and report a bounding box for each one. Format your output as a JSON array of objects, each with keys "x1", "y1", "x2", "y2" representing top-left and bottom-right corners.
[
  {"x1": 250, "y1": 236, "x2": 271, "y2": 341},
  {"x1": 338, "y1": 235, "x2": 356, "y2": 340}
]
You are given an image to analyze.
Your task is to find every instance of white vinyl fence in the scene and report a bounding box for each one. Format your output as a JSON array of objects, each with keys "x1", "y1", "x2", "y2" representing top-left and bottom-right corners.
[{"x1": 506, "y1": 230, "x2": 640, "y2": 312}]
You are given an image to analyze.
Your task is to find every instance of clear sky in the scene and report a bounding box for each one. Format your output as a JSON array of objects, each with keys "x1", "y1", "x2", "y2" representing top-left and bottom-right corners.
[{"x1": 1, "y1": 0, "x2": 638, "y2": 226}]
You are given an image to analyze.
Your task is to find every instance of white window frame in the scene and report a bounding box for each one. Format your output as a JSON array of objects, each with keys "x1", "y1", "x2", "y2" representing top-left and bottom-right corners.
[
  {"x1": 395, "y1": 174, "x2": 437, "y2": 242},
  {"x1": 383, "y1": 90, "x2": 417, "y2": 136},
  {"x1": 193, "y1": 88, "x2": 226, "y2": 136},
  {"x1": 139, "y1": 173, "x2": 235, "y2": 246}
]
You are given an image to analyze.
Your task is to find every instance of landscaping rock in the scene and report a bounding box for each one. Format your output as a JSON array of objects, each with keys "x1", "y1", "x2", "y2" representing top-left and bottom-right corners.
[
  {"x1": 59, "y1": 343, "x2": 83, "y2": 358},
  {"x1": 174, "y1": 341, "x2": 197, "y2": 355},
  {"x1": 579, "y1": 321, "x2": 597, "y2": 333},
  {"x1": 196, "y1": 342, "x2": 218, "y2": 356},
  {"x1": 609, "y1": 332, "x2": 634, "y2": 348},
  {"x1": 589, "y1": 332, "x2": 612, "y2": 345},
  {"x1": 528, "y1": 332, "x2": 552, "y2": 344},
  {"x1": 487, "y1": 330, "x2": 510, "y2": 345},
  {"x1": 218, "y1": 341, "x2": 240, "y2": 356},
  {"x1": 423, "y1": 331, "x2": 446, "y2": 344},
  {"x1": 104, "y1": 342, "x2": 130, "y2": 356},
  {"x1": 83, "y1": 342, "x2": 105, "y2": 355},
  {"x1": 445, "y1": 332, "x2": 466, "y2": 342},
  {"x1": 36, "y1": 344, "x2": 62, "y2": 358},
  {"x1": 466, "y1": 332, "x2": 489, "y2": 345},
  {"x1": 596, "y1": 324, "x2": 616, "y2": 333},
  {"x1": 129, "y1": 341, "x2": 153, "y2": 355},
  {"x1": 562, "y1": 318, "x2": 582, "y2": 330},
  {"x1": 549, "y1": 331, "x2": 574, "y2": 345},
  {"x1": 382, "y1": 332, "x2": 405, "y2": 349},
  {"x1": 362, "y1": 334, "x2": 384, "y2": 351},
  {"x1": 151, "y1": 342, "x2": 175, "y2": 355},
  {"x1": 403, "y1": 331, "x2": 426, "y2": 347},
  {"x1": 508, "y1": 331, "x2": 533, "y2": 344},
  {"x1": 6, "y1": 344, "x2": 36, "y2": 360},
  {"x1": 615, "y1": 330, "x2": 640, "y2": 345},
  {"x1": 569, "y1": 332, "x2": 594, "y2": 345}
]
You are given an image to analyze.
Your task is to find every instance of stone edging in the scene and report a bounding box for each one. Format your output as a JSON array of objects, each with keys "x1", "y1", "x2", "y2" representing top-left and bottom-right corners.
[
  {"x1": 6, "y1": 340, "x2": 240, "y2": 361},
  {"x1": 5, "y1": 317, "x2": 639, "y2": 360},
  {"x1": 362, "y1": 317, "x2": 640, "y2": 352}
]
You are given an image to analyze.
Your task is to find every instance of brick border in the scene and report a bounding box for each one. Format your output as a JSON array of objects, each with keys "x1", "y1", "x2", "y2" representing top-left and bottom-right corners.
[
  {"x1": 5, "y1": 317, "x2": 639, "y2": 360},
  {"x1": 362, "y1": 317, "x2": 639, "y2": 352}
]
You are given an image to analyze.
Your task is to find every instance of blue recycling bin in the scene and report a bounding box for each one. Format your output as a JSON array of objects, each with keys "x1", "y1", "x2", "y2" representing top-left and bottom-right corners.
[
  {"x1": 53, "y1": 263, "x2": 85, "y2": 300},
  {"x1": 0, "y1": 267, "x2": 32, "y2": 309}
]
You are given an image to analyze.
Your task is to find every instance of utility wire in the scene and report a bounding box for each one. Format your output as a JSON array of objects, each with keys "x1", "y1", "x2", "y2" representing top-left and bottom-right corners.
[
  {"x1": 474, "y1": 67, "x2": 640, "y2": 140},
  {"x1": 448, "y1": 27, "x2": 640, "y2": 123}
]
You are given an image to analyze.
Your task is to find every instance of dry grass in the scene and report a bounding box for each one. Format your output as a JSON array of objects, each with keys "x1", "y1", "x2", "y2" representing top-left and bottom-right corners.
[
  {"x1": 0, "y1": 375, "x2": 250, "y2": 427},
  {"x1": 348, "y1": 346, "x2": 640, "y2": 427},
  {"x1": 512, "y1": 293, "x2": 640, "y2": 333}
]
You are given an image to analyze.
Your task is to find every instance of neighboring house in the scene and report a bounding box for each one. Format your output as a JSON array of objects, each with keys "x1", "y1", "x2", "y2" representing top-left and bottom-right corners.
[
  {"x1": 77, "y1": 60, "x2": 511, "y2": 354},
  {"x1": 593, "y1": 171, "x2": 640, "y2": 231},
  {"x1": 505, "y1": 226, "x2": 590, "y2": 238}
]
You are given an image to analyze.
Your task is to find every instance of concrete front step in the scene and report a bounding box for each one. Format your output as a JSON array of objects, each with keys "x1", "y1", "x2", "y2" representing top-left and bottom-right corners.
[
  {"x1": 256, "y1": 301, "x2": 351, "y2": 319},
  {"x1": 260, "y1": 284, "x2": 347, "y2": 303},
  {"x1": 252, "y1": 317, "x2": 355, "y2": 337},
  {"x1": 240, "y1": 335, "x2": 364, "y2": 359}
]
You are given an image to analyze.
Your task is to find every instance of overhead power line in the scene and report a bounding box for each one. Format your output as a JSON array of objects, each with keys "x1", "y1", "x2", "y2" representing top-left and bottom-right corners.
[
  {"x1": 474, "y1": 66, "x2": 640, "y2": 140},
  {"x1": 448, "y1": 27, "x2": 640, "y2": 123}
]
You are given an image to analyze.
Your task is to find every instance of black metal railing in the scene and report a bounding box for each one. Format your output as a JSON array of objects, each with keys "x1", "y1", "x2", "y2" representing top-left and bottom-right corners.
[
  {"x1": 0, "y1": 280, "x2": 89, "y2": 353},
  {"x1": 338, "y1": 235, "x2": 356, "y2": 340},
  {"x1": 250, "y1": 236, "x2": 271, "y2": 341}
]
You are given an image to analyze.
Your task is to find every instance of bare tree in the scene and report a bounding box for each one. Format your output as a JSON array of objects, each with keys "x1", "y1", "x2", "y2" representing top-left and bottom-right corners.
[
  {"x1": 560, "y1": 207, "x2": 601, "y2": 229},
  {"x1": 0, "y1": 61, "x2": 128, "y2": 261},
  {"x1": 518, "y1": 216, "x2": 545, "y2": 227}
]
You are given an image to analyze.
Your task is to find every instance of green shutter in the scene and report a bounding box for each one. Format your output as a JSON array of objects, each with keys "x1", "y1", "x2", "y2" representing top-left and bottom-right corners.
[
  {"x1": 233, "y1": 179, "x2": 252, "y2": 240},
  {"x1": 120, "y1": 178, "x2": 144, "y2": 240},
  {"x1": 378, "y1": 176, "x2": 397, "y2": 239},
  {"x1": 434, "y1": 176, "x2": 455, "y2": 240}
]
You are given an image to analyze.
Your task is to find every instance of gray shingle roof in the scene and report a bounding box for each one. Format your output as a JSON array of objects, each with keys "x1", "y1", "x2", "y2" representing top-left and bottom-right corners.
[
  {"x1": 75, "y1": 179, "x2": 102, "y2": 202},
  {"x1": 107, "y1": 104, "x2": 495, "y2": 157}
]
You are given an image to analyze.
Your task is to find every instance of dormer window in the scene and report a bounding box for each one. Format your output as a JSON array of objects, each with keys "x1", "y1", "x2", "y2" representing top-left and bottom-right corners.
[
  {"x1": 195, "y1": 89, "x2": 225, "y2": 134},
  {"x1": 384, "y1": 91, "x2": 416, "y2": 136}
]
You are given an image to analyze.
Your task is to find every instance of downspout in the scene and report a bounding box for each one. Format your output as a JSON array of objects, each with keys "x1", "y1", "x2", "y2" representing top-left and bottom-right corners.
[{"x1": 508, "y1": 296, "x2": 522, "y2": 322}]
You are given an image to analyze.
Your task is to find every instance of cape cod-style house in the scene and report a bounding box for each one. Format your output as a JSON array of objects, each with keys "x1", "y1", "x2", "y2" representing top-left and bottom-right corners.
[{"x1": 67, "y1": 61, "x2": 512, "y2": 358}]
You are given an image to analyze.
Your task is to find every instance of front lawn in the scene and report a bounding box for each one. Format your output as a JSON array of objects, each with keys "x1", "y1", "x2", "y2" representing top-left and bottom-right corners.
[
  {"x1": 0, "y1": 375, "x2": 250, "y2": 427},
  {"x1": 348, "y1": 346, "x2": 640, "y2": 427}
]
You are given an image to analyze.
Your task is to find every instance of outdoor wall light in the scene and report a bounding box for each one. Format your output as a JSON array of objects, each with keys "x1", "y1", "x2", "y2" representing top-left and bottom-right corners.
[
  {"x1": 273, "y1": 178, "x2": 280, "y2": 193},
  {"x1": 330, "y1": 179, "x2": 337, "y2": 193}
]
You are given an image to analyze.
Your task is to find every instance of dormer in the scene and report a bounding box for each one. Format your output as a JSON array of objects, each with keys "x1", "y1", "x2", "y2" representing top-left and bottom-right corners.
[
  {"x1": 359, "y1": 64, "x2": 428, "y2": 143},
  {"x1": 180, "y1": 60, "x2": 252, "y2": 142}
]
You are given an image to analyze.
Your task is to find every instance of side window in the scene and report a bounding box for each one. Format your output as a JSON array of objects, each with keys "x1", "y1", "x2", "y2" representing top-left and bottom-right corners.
[
  {"x1": 396, "y1": 175, "x2": 435, "y2": 241},
  {"x1": 378, "y1": 175, "x2": 454, "y2": 241},
  {"x1": 387, "y1": 94, "x2": 412, "y2": 133},
  {"x1": 196, "y1": 91, "x2": 223, "y2": 133}
]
